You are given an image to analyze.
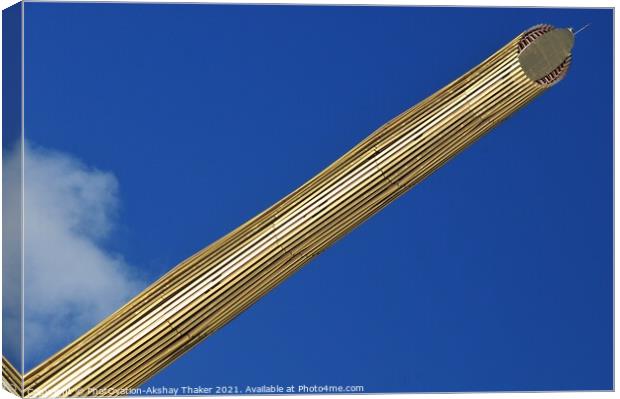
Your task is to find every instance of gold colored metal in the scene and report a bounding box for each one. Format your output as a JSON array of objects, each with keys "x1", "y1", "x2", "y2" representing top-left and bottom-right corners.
[
  {"x1": 16, "y1": 25, "x2": 572, "y2": 397},
  {"x1": 519, "y1": 28, "x2": 574, "y2": 81},
  {"x1": 2, "y1": 357, "x2": 22, "y2": 397}
]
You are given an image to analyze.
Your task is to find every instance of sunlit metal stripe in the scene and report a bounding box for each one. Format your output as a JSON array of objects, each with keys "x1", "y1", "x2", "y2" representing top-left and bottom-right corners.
[
  {"x1": 21, "y1": 25, "x2": 571, "y2": 397},
  {"x1": 2, "y1": 357, "x2": 22, "y2": 396}
]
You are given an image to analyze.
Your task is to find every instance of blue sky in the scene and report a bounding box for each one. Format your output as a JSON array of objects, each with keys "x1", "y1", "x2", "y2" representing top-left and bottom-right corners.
[{"x1": 18, "y1": 3, "x2": 612, "y2": 392}]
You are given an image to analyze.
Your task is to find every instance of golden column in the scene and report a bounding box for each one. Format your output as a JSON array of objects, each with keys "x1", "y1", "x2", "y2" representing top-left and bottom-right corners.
[{"x1": 21, "y1": 24, "x2": 574, "y2": 397}]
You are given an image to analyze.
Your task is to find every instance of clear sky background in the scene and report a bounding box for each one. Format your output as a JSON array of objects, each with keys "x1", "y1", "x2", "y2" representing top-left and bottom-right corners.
[{"x1": 20, "y1": 3, "x2": 612, "y2": 392}]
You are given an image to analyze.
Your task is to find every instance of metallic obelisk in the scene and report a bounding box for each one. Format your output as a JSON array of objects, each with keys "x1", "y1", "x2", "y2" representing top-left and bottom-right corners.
[{"x1": 16, "y1": 24, "x2": 573, "y2": 397}]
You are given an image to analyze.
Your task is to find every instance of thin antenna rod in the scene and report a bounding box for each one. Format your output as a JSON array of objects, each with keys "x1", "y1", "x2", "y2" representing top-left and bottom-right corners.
[{"x1": 574, "y1": 23, "x2": 591, "y2": 36}]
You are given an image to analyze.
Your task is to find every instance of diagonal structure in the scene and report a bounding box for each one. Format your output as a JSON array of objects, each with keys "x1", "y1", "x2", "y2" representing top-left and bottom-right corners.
[
  {"x1": 2, "y1": 357, "x2": 22, "y2": 397},
  {"x1": 4, "y1": 24, "x2": 574, "y2": 397}
]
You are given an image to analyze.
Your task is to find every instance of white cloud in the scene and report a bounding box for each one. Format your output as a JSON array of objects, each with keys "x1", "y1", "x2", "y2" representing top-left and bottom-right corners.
[
  {"x1": 3, "y1": 140, "x2": 23, "y2": 367},
  {"x1": 3, "y1": 142, "x2": 145, "y2": 369}
]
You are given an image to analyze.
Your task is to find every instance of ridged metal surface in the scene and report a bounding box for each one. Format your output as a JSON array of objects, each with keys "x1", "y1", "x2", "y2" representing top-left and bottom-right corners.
[
  {"x1": 21, "y1": 26, "x2": 570, "y2": 397},
  {"x1": 3, "y1": 357, "x2": 22, "y2": 397}
]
